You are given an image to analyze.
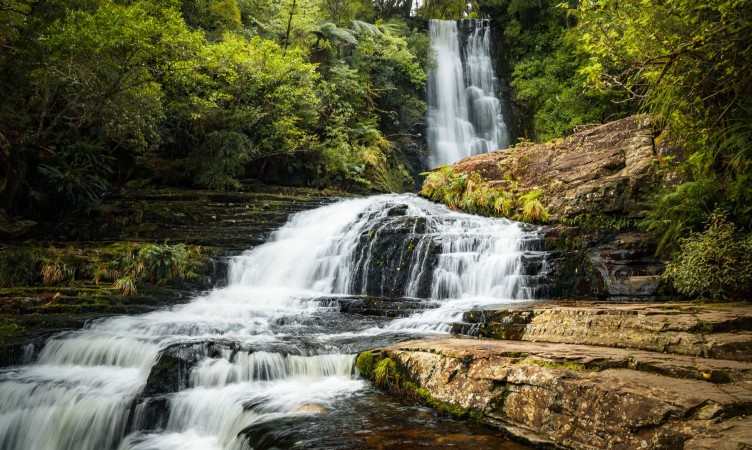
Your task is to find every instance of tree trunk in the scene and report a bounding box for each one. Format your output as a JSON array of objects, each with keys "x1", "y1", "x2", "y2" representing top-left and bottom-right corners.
[{"x1": 283, "y1": 0, "x2": 297, "y2": 52}]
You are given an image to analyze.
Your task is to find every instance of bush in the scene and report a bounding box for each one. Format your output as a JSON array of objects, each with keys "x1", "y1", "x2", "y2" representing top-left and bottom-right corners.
[
  {"x1": 192, "y1": 131, "x2": 255, "y2": 192},
  {"x1": 37, "y1": 138, "x2": 114, "y2": 208},
  {"x1": 663, "y1": 213, "x2": 752, "y2": 300},
  {"x1": 518, "y1": 189, "x2": 549, "y2": 224},
  {"x1": 0, "y1": 242, "x2": 206, "y2": 294}
]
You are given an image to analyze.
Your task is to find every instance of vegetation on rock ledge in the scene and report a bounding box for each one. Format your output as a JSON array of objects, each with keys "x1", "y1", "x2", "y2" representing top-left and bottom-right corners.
[
  {"x1": 0, "y1": 242, "x2": 215, "y2": 295},
  {"x1": 420, "y1": 167, "x2": 549, "y2": 224}
]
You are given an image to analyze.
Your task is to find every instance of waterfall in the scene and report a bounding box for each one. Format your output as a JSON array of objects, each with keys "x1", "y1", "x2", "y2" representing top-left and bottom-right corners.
[
  {"x1": 426, "y1": 19, "x2": 509, "y2": 167},
  {"x1": 0, "y1": 194, "x2": 545, "y2": 450}
]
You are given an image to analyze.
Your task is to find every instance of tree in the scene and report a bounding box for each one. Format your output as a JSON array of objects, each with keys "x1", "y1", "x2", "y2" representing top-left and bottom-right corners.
[{"x1": 578, "y1": 0, "x2": 752, "y2": 249}]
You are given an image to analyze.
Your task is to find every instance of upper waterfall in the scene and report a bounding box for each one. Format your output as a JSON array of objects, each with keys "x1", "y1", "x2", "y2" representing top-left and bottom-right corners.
[{"x1": 426, "y1": 19, "x2": 509, "y2": 167}]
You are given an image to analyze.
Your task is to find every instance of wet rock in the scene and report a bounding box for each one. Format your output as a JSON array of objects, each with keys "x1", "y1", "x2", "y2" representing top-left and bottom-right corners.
[
  {"x1": 143, "y1": 341, "x2": 231, "y2": 396},
  {"x1": 386, "y1": 204, "x2": 409, "y2": 216},
  {"x1": 542, "y1": 228, "x2": 665, "y2": 300},
  {"x1": 290, "y1": 403, "x2": 326, "y2": 413},
  {"x1": 422, "y1": 116, "x2": 671, "y2": 300},
  {"x1": 239, "y1": 416, "x2": 308, "y2": 450},
  {"x1": 129, "y1": 397, "x2": 171, "y2": 432},
  {"x1": 349, "y1": 212, "x2": 440, "y2": 298},
  {"x1": 336, "y1": 296, "x2": 439, "y2": 318},
  {"x1": 33, "y1": 185, "x2": 335, "y2": 251}
]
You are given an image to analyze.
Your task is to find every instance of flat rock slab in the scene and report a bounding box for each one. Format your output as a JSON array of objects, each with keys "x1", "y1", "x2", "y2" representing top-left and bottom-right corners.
[
  {"x1": 373, "y1": 338, "x2": 752, "y2": 450},
  {"x1": 461, "y1": 301, "x2": 752, "y2": 362}
]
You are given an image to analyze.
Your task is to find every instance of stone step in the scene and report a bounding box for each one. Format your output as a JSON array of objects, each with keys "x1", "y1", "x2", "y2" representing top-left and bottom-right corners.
[
  {"x1": 365, "y1": 338, "x2": 752, "y2": 449},
  {"x1": 459, "y1": 301, "x2": 752, "y2": 362},
  {"x1": 334, "y1": 296, "x2": 440, "y2": 318}
]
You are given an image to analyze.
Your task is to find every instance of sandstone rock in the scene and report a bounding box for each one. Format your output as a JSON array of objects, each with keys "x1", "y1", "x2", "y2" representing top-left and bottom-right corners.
[
  {"x1": 422, "y1": 116, "x2": 669, "y2": 300},
  {"x1": 461, "y1": 302, "x2": 752, "y2": 362},
  {"x1": 336, "y1": 295, "x2": 440, "y2": 317},
  {"x1": 448, "y1": 115, "x2": 657, "y2": 222},
  {"x1": 290, "y1": 403, "x2": 326, "y2": 413},
  {"x1": 372, "y1": 338, "x2": 752, "y2": 449}
]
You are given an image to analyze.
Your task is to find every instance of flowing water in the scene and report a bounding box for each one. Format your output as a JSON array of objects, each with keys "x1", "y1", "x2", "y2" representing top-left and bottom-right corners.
[
  {"x1": 0, "y1": 194, "x2": 545, "y2": 449},
  {"x1": 426, "y1": 19, "x2": 509, "y2": 167}
]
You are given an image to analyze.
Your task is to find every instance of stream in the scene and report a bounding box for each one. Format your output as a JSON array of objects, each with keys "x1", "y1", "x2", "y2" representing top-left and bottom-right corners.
[{"x1": 0, "y1": 194, "x2": 546, "y2": 449}]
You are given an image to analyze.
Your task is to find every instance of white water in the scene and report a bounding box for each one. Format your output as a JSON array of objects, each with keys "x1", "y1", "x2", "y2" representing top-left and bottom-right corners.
[
  {"x1": 427, "y1": 19, "x2": 509, "y2": 167},
  {"x1": 0, "y1": 194, "x2": 543, "y2": 449}
]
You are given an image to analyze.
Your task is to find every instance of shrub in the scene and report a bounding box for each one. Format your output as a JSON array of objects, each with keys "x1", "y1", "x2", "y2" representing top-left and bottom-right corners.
[
  {"x1": 420, "y1": 166, "x2": 468, "y2": 210},
  {"x1": 139, "y1": 243, "x2": 193, "y2": 284},
  {"x1": 0, "y1": 242, "x2": 205, "y2": 294},
  {"x1": 192, "y1": 131, "x2": 255, "y2": 192},
  {"x1": 37, "y1": 138, "x2": 114, "y2": 208},
  {"x1": 663, "y1": 212, "x2": 752, "y2": 300},
  {"x1": 421, "y1": 169, "x2": 550, "y2": 223}
]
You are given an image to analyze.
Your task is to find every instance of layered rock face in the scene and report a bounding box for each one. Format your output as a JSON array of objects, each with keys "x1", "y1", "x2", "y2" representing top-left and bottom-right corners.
[
  {"x1": 460, "y1": 302, "x2": 752, "y2": 362},
  {"x1": 360, "y1": 302, "x2": 752, "y2": 450},
  {"x1": 449, "y1": 115, "x2": 657, "y2": 222},
  {"x1": 422, "y1": 116, "x2": 671, "y2": 300}
]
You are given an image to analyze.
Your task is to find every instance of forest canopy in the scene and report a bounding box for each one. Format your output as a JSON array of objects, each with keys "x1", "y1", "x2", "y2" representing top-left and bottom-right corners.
[{"x1": 0, "y1": 0, "x2": 433, "y2": 216}]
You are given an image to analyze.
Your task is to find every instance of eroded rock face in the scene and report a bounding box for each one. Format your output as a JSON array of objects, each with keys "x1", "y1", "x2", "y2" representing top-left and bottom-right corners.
[
  {"x1": 543, "y1": 228, "x2": 665, "y2": 300},
  {"x1": 370, "y1": 338, "x2": 752, "y2": 450},
  {"x1": 450, "y1": 115, "x2": 658, "y2": 222}
]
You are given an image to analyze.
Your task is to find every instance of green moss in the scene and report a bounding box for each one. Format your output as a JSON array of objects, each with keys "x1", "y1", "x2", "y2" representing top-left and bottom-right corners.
[
  {"x1": 559, "y1": 213, "x2": 636, "y2": 231},
  {"x1": 356, "y1": 351, "x2": 376, "y2": 379},
  {"x1": 0, "y1": 321, "x2": 23, "y2": 335},
  {"x1": 497, "y1": 351, "x2": 529, "y2": 358},
  {"x1": 401, "y1": 381, "x2": 483, "y2": 421},
  {"x1": 374, "y1": 357, "x2": 400, "y2": 389}
]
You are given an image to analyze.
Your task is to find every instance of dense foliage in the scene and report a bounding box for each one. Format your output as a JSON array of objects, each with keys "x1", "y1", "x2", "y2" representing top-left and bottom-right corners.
[
  {"x1": 574, "y1": 0, "x2": 752, "y2": 298},
  {"x1": 475, "y1": 0, "x2": 631, "y2": 141},
  {"x1": 664, "y1": 213, "x2": 752, "y2": 300},
  {"x1": 0, "y1": 0, "x2": 431, "y2": 218}
]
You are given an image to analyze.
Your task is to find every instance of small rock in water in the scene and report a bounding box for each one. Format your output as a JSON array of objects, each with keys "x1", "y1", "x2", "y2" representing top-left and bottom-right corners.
[{"x1": 290, "y1": 404, "x2": 326, "y2": 414}]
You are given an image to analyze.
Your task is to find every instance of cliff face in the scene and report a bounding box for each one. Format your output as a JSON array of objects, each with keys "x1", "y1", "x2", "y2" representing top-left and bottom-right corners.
[
  {"x1": 429, "y1": 115, "x2": 658, "y2": 222},
  {"x1": 422, "y1": 116, "x2": 670, "y2": 300}
]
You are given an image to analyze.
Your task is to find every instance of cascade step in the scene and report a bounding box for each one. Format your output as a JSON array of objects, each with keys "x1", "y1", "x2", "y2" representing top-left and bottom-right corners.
[
  {"x1": 335, "y1": 296, "x2": 440, "y2": 318},
  {"x1": 457, "y1": 301, "x2": 752, "y2": 362}
]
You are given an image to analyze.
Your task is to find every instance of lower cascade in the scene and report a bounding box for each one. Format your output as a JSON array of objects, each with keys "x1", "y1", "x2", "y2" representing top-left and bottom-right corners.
[{"x1": 0, "y1": 194, "x2": 546, "y2": 450}]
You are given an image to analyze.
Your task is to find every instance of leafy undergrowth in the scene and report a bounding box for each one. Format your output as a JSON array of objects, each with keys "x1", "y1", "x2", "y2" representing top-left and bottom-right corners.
[
  {"x1": 664, "y1": 212, "x2": 752, "y2": 301},
  {"x1": 0, "y1": 242, "x2": 217, "y2": 295},
  {"x1": 420, "y1": 167, "x2": 549, "y2": 224}
]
